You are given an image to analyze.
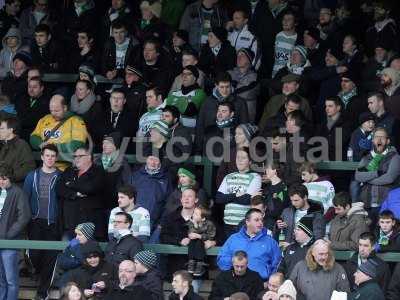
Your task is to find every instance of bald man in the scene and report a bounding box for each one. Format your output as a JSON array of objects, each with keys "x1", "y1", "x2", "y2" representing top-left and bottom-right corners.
[
  {"x1": 30, "y1": 94, "x2": 88, "y2": 169},
  {"x1": 105, "y1": 260, "x2": 151, "y2": 300}
]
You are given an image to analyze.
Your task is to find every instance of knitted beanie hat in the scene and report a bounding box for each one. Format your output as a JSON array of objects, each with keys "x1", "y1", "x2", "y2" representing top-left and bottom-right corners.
[
  {"x1": 126, "y1": 65, "x2": 143, "y2": 79},
  {"x1": 358, "y1": 112, "x2": 375, "y2": 125},
  {"x1": 238, "y1": 123, "x2": 258, "y2": 142},
  {"x1": 134, "y1": 250, "x2": 158, "y2": 269},
  {"x1": 211, "y1": 26, "x2": 228, "y2": 42},
  {"x1": 238, "y1": 48, "x2": 255, "y2": 64},
  {"x1": 296, "y1": 215, "x2": 314, "y2": 238},
  {"x1": 151, "y1": 120, "x2": 171, "y2": 139},
  {"x1": 277, "y1": 280, "x2": 297, "y2": 299},
  {"x1": 81, "y1": 240, "x2": 103, "y2": 259},
  {"x1": 79, "y1": 63, "x2": 95, "y2": 78},
  {"x1": 13, "y1": 50, "x2": 32, "y2": 67},
  {"x1": 178, "y1": 167, "x2": 196, "y2": 181},
  {"x1": 75, "y1": 222, "x2": 95, "y2": 240},
  {"x1": 293, "y1": 45, "x2": 308, "y2": 61}
]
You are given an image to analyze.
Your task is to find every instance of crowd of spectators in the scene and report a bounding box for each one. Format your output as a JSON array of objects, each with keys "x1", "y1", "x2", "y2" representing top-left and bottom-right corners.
[{"x1": 1, "y1": 0, "x2": 400, "y2": 300}]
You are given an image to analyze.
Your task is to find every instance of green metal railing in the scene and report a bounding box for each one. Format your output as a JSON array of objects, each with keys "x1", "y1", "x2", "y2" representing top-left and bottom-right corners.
[{"x1": 1, "y1": 240, "x2": 400, "y2": 262}]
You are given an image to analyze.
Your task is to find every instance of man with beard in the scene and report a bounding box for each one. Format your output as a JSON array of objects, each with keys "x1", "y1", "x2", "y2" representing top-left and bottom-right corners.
[
  {"x1": 355, "y1": 127, "x2": 400, "y2": 227},
  {"x1": 380, "y1": 67, "x2": 400, "y2": 120}
]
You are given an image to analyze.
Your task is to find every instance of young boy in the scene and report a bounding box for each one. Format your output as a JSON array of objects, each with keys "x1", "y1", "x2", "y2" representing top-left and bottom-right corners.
[
  {"x1": 349, "y1": 112, "x2": 375, "y2": 162},
  {"x1": 271, "y1": 10, "x2": 298, "y2": 77},
  {"x1": 187, "y1": 205, "x2": 216, "y2": 276},
  {"x1": 375, "y1": 210, "x2": 400, "y2": 253},
  {"x1": 262, "y1": 162, "x2": 290, "y2": 230}
]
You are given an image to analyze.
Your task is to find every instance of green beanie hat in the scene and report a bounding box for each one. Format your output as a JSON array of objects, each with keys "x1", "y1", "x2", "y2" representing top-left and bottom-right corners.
[
  {"x1": 178, "y1": 167, "x2": 196, "y2": 181},
  {"x1": 151, "y1": 120, "x2": 171, "y2": 139}
]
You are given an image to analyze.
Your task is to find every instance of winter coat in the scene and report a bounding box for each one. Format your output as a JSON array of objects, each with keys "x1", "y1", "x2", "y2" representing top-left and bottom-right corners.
[
  {"x1": 195, "y1": 91, "x2": 249, "y2": 152},
  {"x1": 263, "y1": 181, "x2": 289, "y2": 231},
  {"x1": 349, "y1": 127, "x2": 373, "y2": 162},
  {"x1": 380, "y1": 187, "x2": 400, "y2": 220},
  {"x1": 365, "y1": 19, "x2": 399, "y2": 57},
  {"x1": 105, "y1": 282, "x2": 152, "y2": 300},
  {"x1": 131, "y1": 166, "x2": 172, "y2": 228},
  {"x1": 15, "y1": 91, "x2": 50, "y2": 142},
  {"x1": 19, "y1": 6, "x2": 54, "y2": 46},
  {"x1": 123, "y1": 81, "x2": 148, "y2": 134},
  {"x1": 68, "y1": 260, "x2": 115, "y2": 299},
  {"x1": 329, "y1": 202, "x2": 370, "y2": 251},
  {"x1": 202, "y1": 124, "x2": 235, "y2": 158},
  {"x1": 160, "y1": 207, "x2": 190, "y2": 277},
  {"x1": 0, "y1": 184, "x2": 30, "y2": 239},
  {"x1": 289, "y1": 260, "x2": 350, "y2": 300},
  {"x1": 132, "y1": 268, "x2": 163, "y2": 300},
  {"x1": 23, "y1": 168, "x2": 61, "y2": 225},
  {"x1": 62, "y1": 0, "x2": 97, "y2": 48},
  {"x1": 387, "y1": 262, "x2": 400, "y2": 300},
  {"x1": 105, "y1": 234, "x2": 143, "y2": 267},
  {"x1": 93, "y1": 154, "x2": 131, "y2": 209},
  {"x1": 0, "y1": 136, "x2": 35, "y2": 183},
  {"x1": 56, "y1": 164, "x2": 106, "y2": 231},
  {"x1": 0, "y1": 27, "x2": 22, "y2": 79},
  {"x1": 169, "y1": 287, "x2": 203, "y2": 300},
  {"x1": 344, "y1": 252, "x2": 391, "y2": 292},
  {"x1": 101, "y1": 37, "x2": 139, "y2": 77},
  {"x1": 179, "y1": 1, "x2": 227, "y2": 51},
  {"x1": 342, "y1": 94, "x2": 368, "y2": 132},
  {"x1": 162, "y1": 188, "x2": 208, "y2": 221},
  {"x1": 374, "y1": 227, "x2": 400, "y2": 253},
  {"x1": 315, "y1": 113, "x2": 353, "y2": 161},
  {"x1": 217, "y1": 227, "x2": 282, "y2": 280},
  {"x1": 258, "y1": 94, "x2": 312, "y2": 131},
  {"x1": 1, "y1": 68, "x2": 27, "y2": 103},
  {"x1": 188, "y1": 219, "x2": 216, "y2": 241},
  {"x1": 92, "y1": 107, "x2": 136, "y2": 150},
  {"x1": 384, "y1": 85, "x2": 400, "y2": 121},
  {"x1": 198, "y1": 41, "x2": 236, "y2": 80},
  {"x1": 31, "y1": 38, "x2": 64, "y2": 72},
  {"x1": 228, "y1": 24, "x2": 260, "y2": 69},
  {"x1": 277, "y1": 240, "x2": 312, "y2": 276},
  {"x1": 348, "y1": 280, "x2": 385, "y2": 300},
  {"x1": 170, "y1": 122, "x2": 193, "y2": 158},
  {"x1": 355, "y1": 147, "x2": 400, "y2": 208},
  {"x1": 280, "y1": 200, "x2": 325, "y2": 243},
  {"x1": 170, "y1": 70, "x2": 205, "y2": 93},
  {"x1": 68, "y1": 46, "x2": 99, "y2": 73},
  {"x1": 209, "y1": 269, "x2": 264, "y2": 300}
]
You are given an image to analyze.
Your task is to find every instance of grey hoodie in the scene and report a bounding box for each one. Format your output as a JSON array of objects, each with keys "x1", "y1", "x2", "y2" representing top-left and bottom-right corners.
[{"x1": 0, "y1": 27, "x2": 22, "y2": 79}]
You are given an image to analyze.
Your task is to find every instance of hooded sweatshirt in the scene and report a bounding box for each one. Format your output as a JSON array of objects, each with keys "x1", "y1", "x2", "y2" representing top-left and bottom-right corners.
[{"x1": 0, "y1": 27, "x2": 22, "y2": 79}]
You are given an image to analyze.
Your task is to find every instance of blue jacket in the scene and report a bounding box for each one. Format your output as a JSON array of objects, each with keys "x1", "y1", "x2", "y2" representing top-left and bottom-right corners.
[
  {"x1": 380, "y1": 187, "x2": 400, "y2": 220},
  {"x1": 58, "y1": 238, "x2": 83, "y2": 271},
  {"x1": 23, "y1": 168, "x2": 61, "y2": 224},
  {"x1": 349, "y1": 127, "x2": 373, "y2": 162},
  {"x1": 131, "y1": 166, "x2": 172, "y2": 229},
  {"x1": 217, "y1": 227, "x2": 282, "y2": 280}
]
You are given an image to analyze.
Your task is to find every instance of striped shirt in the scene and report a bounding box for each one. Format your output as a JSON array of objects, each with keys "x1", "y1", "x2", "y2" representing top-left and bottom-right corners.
[
  {"x1": 304, "y1": 180, "x2": 335, "y2": 214},
  {"x1": 108, "y1": 206, "x2": 151, "y2": 237},
  {"x1": 218, "y1": 171, "x2": 262, "y2": 225},
  {"x1": 272, "y1": 31, "x2": 297, "y2": 77},
  {"x1": 0, "y1": 189, "x2": 6, "y2": 218}
]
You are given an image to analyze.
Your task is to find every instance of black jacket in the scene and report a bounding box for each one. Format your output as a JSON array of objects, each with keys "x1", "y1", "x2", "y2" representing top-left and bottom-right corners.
[
  {"x1": 101, "y1": 37, "x2": 138, "y2": 77},
  {"x1": 0, "y1": 184, "x2": 30, "y2": 239},
  {"x1": 132, "y1": 268, "x2": 163, "y2": 300},
  {"x1": 277, "y1": 241, "x2": 312, "y2": 276},
  {"x1": 202, "y1": 124, "x2": 235, "y2": 158},
  {"x1": 169, "y1": 287, "x2": 203, "y2": 300},
  {"x1": 315, "y1": 113, "x2": 353, "y2": 161},
  {"x1": 1, "y1": 71, "x2": 27, "y2": 103},
  {"x1": 68, "y1": 46, "x2": 99, "y2": 73},
  {"x1": 123, "y1": 82, "x2": 148, "y2": 134},
  {"x1": 15, "y1": 92, "x2": 50, "y2": 142},
  {"x1": 56, "y1": 164, "x2": 106, "y2": 230},
  {"x1": 199, "y1": 41, "x2": 236, "y2": 80},
  {"x1": 31, "y1": 38, "x2": 64, "y2": 72},
  {"x1": 209, "y1": 269, "x2": 264, "y2": 300},
  {"x1": 104, "y1": 234, "x2": 143, "y2": 268},
  {"x1": 348, "y1": 280, "x2": 385, "y2": 300},
  {"x1": 387, "y1": 262, "x2": 400, "y2": 300},
  {"x1": 374, "y1": 228, "x2": 400, "y2": 253},
  {"x1": 68, "y1": 260, "x2": 116, "y2": 299},
  {"x1": 105, "y1": 282, "x2": 152, "y2": 300},
  {"x1": 344, "y1": 252, "x2": 391, "y2": 293}
]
